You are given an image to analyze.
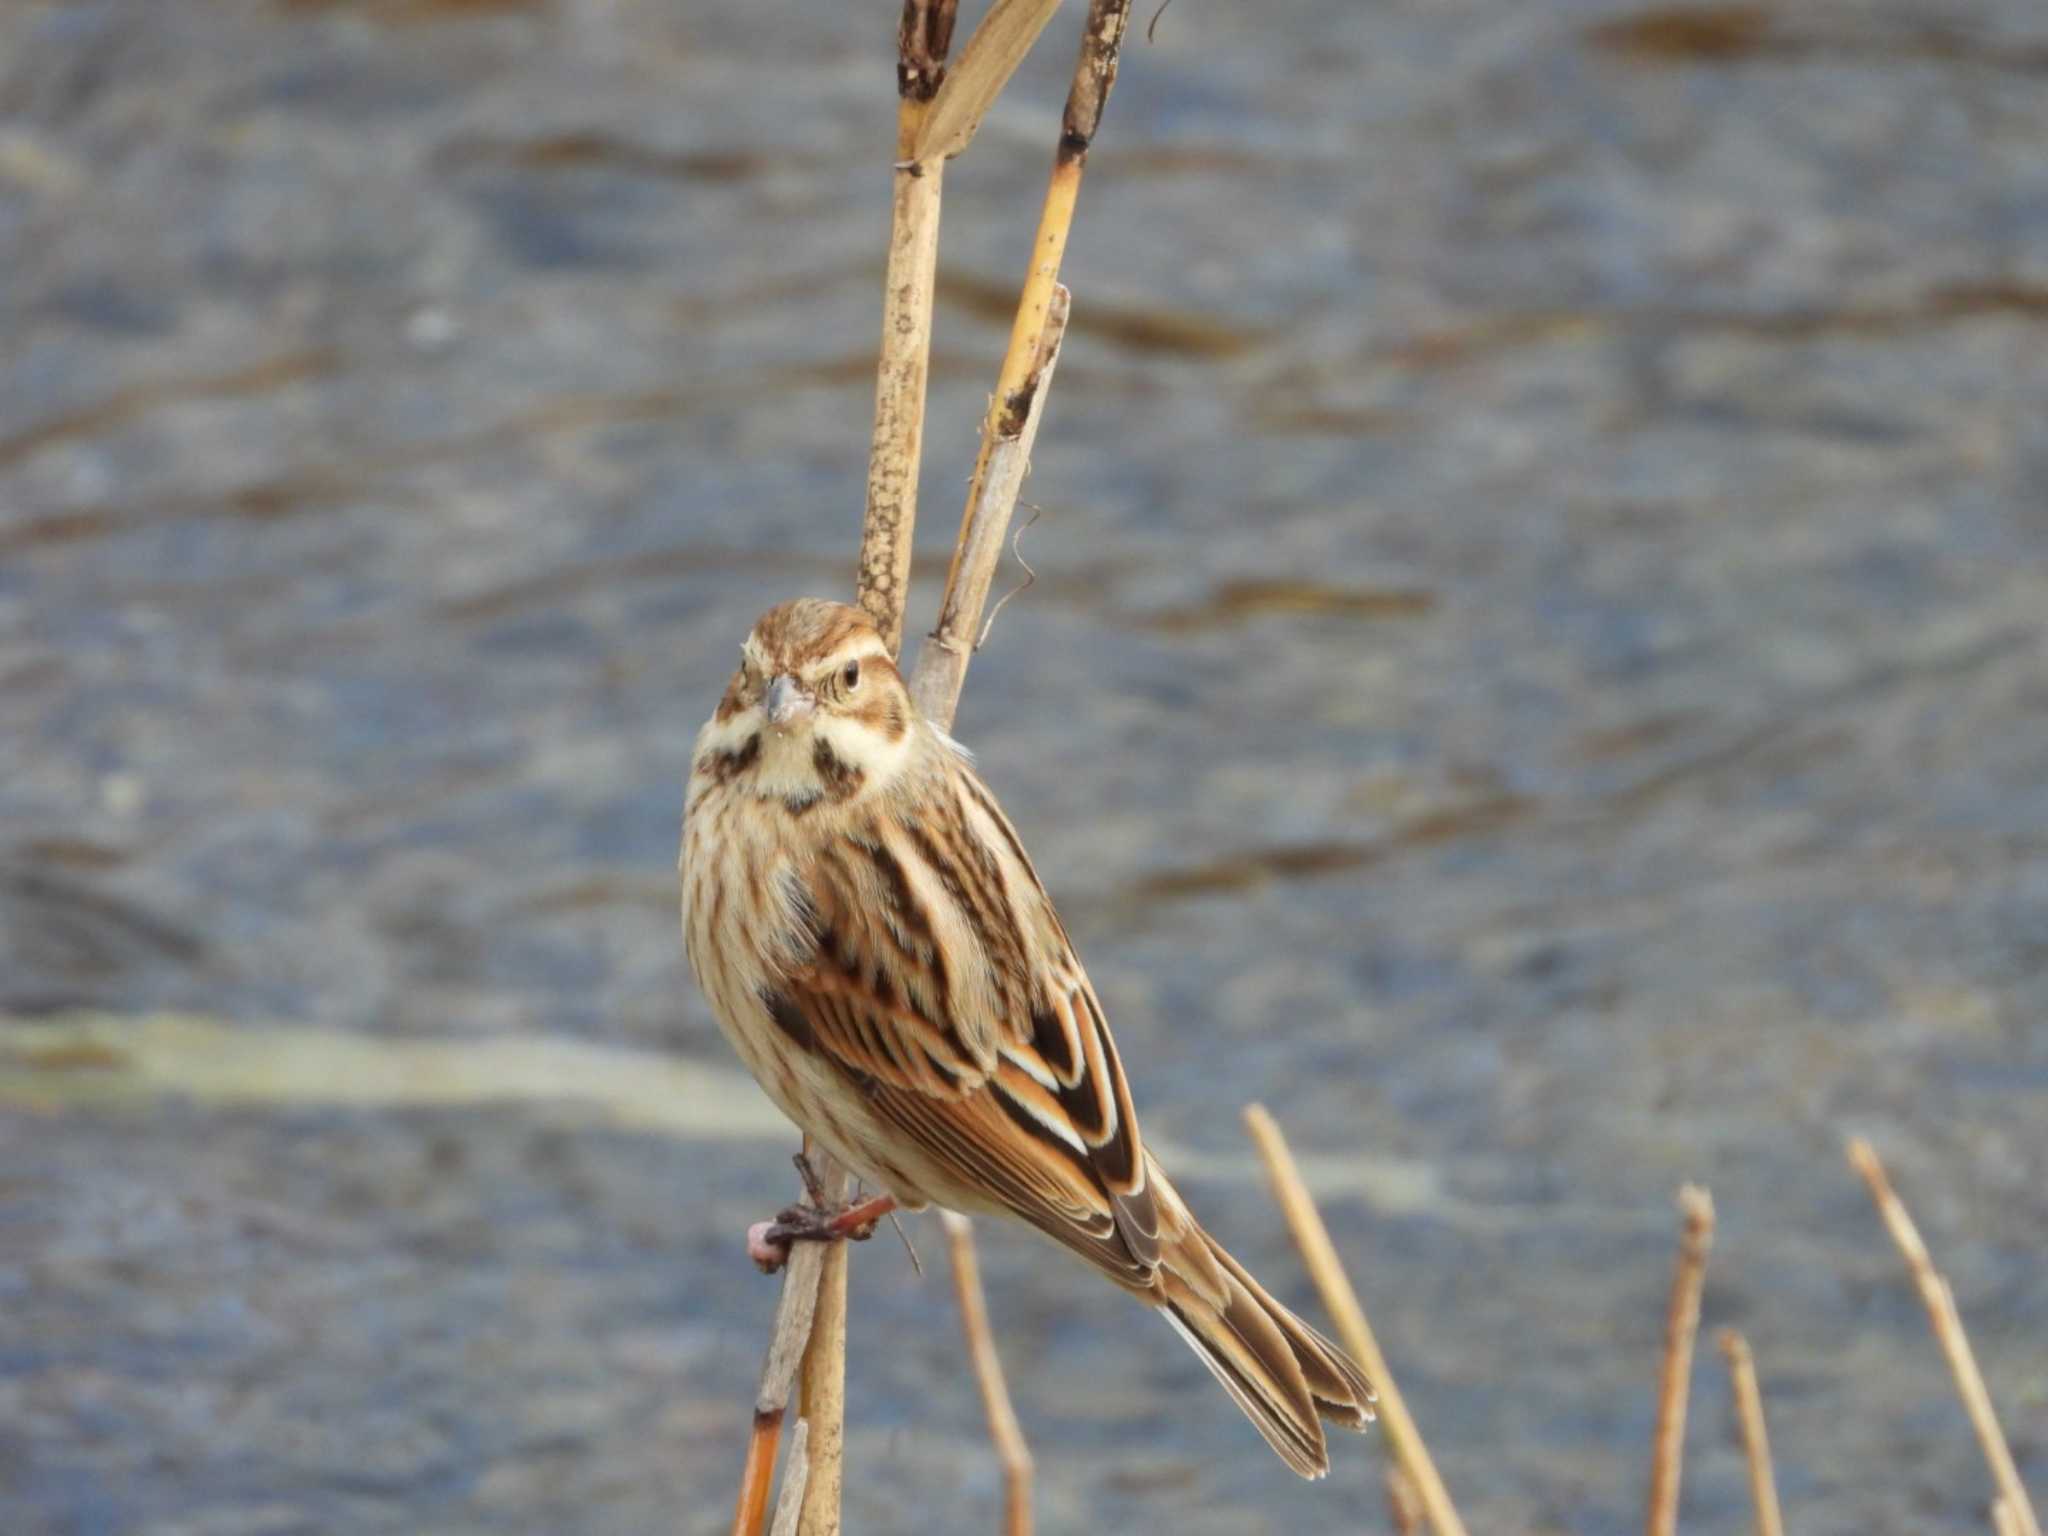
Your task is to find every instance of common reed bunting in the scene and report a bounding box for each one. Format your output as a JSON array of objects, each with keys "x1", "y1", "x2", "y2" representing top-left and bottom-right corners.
[{"x1": 681, "y1": 598, "x2": 1374, "y2": 1476}]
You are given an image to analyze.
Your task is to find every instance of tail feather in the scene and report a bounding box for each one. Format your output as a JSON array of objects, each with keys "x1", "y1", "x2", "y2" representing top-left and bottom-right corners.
[
  {"x1": 1159, "y1": 1225, "x2": 1377, "y2": 1479},
  {"x1": 1201, "y1": 1230, "x2": 1376, "y2": 1430}
]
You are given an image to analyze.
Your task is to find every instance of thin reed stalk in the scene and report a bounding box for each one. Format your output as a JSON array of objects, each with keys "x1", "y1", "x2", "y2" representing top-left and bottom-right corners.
[
  {"x1": 1848, "y1": 1138, "x2": 2041, "y2": 1536},
  {"x1": 768, "y1": 1420, "x2": 812, "y2": 1536},
  {"x1": 1646, "y1": 1185, "x2": 1715, "y2": 1536},
  {"x1": 943, "y1": 1211, "x2": 1035, "y2": 1536},
  {"x1": 732, "y1": 2, "x2": 1134, "y2": 1524},
  {"x1": 794, "y1": 1209, "x2": 851, "y2": 1536},
  {"x1": 856, "y1": 0, "x2": 960, "y2": 654},
  {"x1": 1386, "y1": 1462, "x2": 1425, "y2": 1536},
  {"x1": 1716, "y1": 1329, "x2": 1785, "y2": 1536},
  {"x1": 908, "y1": 287, "x2": 1068, "y2": 721},
  {"x1": 728, "y1": 1155, "x2": 853, "y2": 1536},
  {"x1": 926, "y1": 0, "x2": 1133, "y2": 629},
  {"x1": 1242, "y1": 1104, "x2": 1469, "y2": 1536}
]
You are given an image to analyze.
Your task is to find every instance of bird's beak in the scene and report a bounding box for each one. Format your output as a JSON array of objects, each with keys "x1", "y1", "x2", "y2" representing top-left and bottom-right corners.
[{"x1": 763, "y1": 674, "x2": 814, "y2": 730}]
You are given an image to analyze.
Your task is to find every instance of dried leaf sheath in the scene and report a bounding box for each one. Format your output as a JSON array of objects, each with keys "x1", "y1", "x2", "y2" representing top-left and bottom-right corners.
[{"x1": 936, "y1": 0, "x2": 1134, "y2": 619}]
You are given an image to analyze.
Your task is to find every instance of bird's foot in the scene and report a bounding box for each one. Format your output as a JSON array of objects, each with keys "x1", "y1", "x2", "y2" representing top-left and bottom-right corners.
[{"x1": 746, "y1": 1157, "x2": 899, "y2": 1274}]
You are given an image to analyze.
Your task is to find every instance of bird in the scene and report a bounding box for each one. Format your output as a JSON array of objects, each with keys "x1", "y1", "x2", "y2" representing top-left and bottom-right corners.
[{"x1": 680, "y1": 597, "x2": 1375, "y2": 1478}]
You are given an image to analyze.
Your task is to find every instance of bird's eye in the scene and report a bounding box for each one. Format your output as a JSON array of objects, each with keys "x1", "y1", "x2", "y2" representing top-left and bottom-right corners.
[{"x1": 842, "y1": 660, "x2": 862, "y2": 690}]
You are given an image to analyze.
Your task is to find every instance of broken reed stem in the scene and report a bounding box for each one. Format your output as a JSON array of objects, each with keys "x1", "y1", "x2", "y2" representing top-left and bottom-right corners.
[
  {"x1": 942, "y1": 1212, "x2": 1034, "y2": 1536},
  {"x1": 931, "y1": 0, "x2": 1133, "y2": 625},
  {"x1": 768, "y1": 1419, "x2": 812, "y2": 1536},
  {"x1": 731, "y1": 1414, "x2": 777, "y2": 1536},
  {"x1": 1647, "y1": 1185, "x2": 1715, "y2": 1536},
  {"x1": 856, "y1": 0, "x2": 959, "y2": 654},
  {"x1": 908, "y1": 286, "x2": 1069, "y2": 723},
  {"x1": 729, "y1": 1151, "x2": 852, "y2": 1536},
  {"x1": 1847, "y1": 1138, "x2": 2042, "y2": 1536},
  {"x1": 1715, "y1": 1330, "x2": 1785, "y2": 1536},
  {"x1": 1241, "y1": 1105, "x2": 1469, "y2": 1536},
  {"x1": 916, "y1": 0, "x2": 1066, "y2": 163}
]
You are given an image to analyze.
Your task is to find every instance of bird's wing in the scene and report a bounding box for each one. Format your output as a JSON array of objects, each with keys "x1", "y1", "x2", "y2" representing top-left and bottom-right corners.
[{"x1": 763, "y1": 769, "x2": 1161, "y2": 1285}]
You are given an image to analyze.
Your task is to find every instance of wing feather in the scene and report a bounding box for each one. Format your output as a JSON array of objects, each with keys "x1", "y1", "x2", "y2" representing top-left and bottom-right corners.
[{"x1": 767, "y1": 760, "x2": 1162, "y2": 1286}]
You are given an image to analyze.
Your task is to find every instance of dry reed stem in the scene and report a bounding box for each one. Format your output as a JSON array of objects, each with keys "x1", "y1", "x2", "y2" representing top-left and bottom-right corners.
[
  {"x1": 909, "y1": 287, "x2": 1069, "y2": 723},
  {"x1": 1386, "y1": 1463, "x2": 1425, "y2": 1536},
  {"x1": 1998, "y1": 1501, "x2": 2026, "y2": 1536},
  {"x1": 795, "y1": 1209, "x2": 851, "y2": 1536},
  {"x1": 1647, "y1": 1185, "x2": 1715, "y2": 1536},
  {"x1": 729, "y1": 1154, "x2": 852, "y2": 1536},
  {"x1": 1715, "y1": 1330, "x2": 1785, "y2": 1536},
  {"x1": 748, "y1": 9, "x2": 968, "y2": 1530},
  {"x1": 768, "y1": 1419, "x2": 811, "y2": 1536},
  {"x1": 942, "y1": 1211, "x2": 1034, "y2": 1536},
  {"x1": 857, "y1": 0, "x2": 959, "y2": 655},
  {"x1": 892, "y1": 13, "x2": 1127, "y2": 1514},
  {"x1": 856, "y1": 152, "x2": 943, "y2": 656},
  {"x1": 730, "y1": 1415, "x2": 778, "y2": 1536},
  {"x1": 744, "y1": 6, "x2": 1128, "y2": 1528},
  {"x1": 1241, "y1": 1104, "x2": 1468, "y2": 1536},
  {"x1": 917, "y1": 0, "x2": 1065, "y2": 162},
  {"x1": 1847, "y1": 1138, "x2": 2042, "y2": 1536},
  {"x1": 936, "y1": 0, "x2": 1131, "y2": 619}
]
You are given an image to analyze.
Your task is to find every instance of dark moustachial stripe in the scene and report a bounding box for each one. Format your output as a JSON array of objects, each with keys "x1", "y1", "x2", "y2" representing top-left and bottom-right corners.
[
  {"x1": 697, "y1": 732, "x2": 760, "y2": 784},
  {"x1": 812, "y1": 738, "x2": 865, "y2": 802}
]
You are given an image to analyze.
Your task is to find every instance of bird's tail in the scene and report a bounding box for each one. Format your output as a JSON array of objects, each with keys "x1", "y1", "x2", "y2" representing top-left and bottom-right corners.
[{"x1": 1149, "y1": 1167, "x2": 1376, "y2": 1479}]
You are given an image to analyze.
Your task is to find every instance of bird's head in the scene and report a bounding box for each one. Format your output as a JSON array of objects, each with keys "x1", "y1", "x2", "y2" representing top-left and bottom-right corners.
[{"x1": 691, "y1": 599, "x2": 918, "y2": 813}]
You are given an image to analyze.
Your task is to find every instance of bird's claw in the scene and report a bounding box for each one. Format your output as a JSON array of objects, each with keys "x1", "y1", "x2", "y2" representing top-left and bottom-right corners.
[{"x1": 744, "y1": 1193, "x2": 895, "y2": 1275}]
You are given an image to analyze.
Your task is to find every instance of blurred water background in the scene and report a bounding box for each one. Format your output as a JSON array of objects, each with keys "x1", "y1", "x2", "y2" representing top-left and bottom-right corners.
[{"x1": 3, "y1": 1, "x2": 2046, "y2": 1532}]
